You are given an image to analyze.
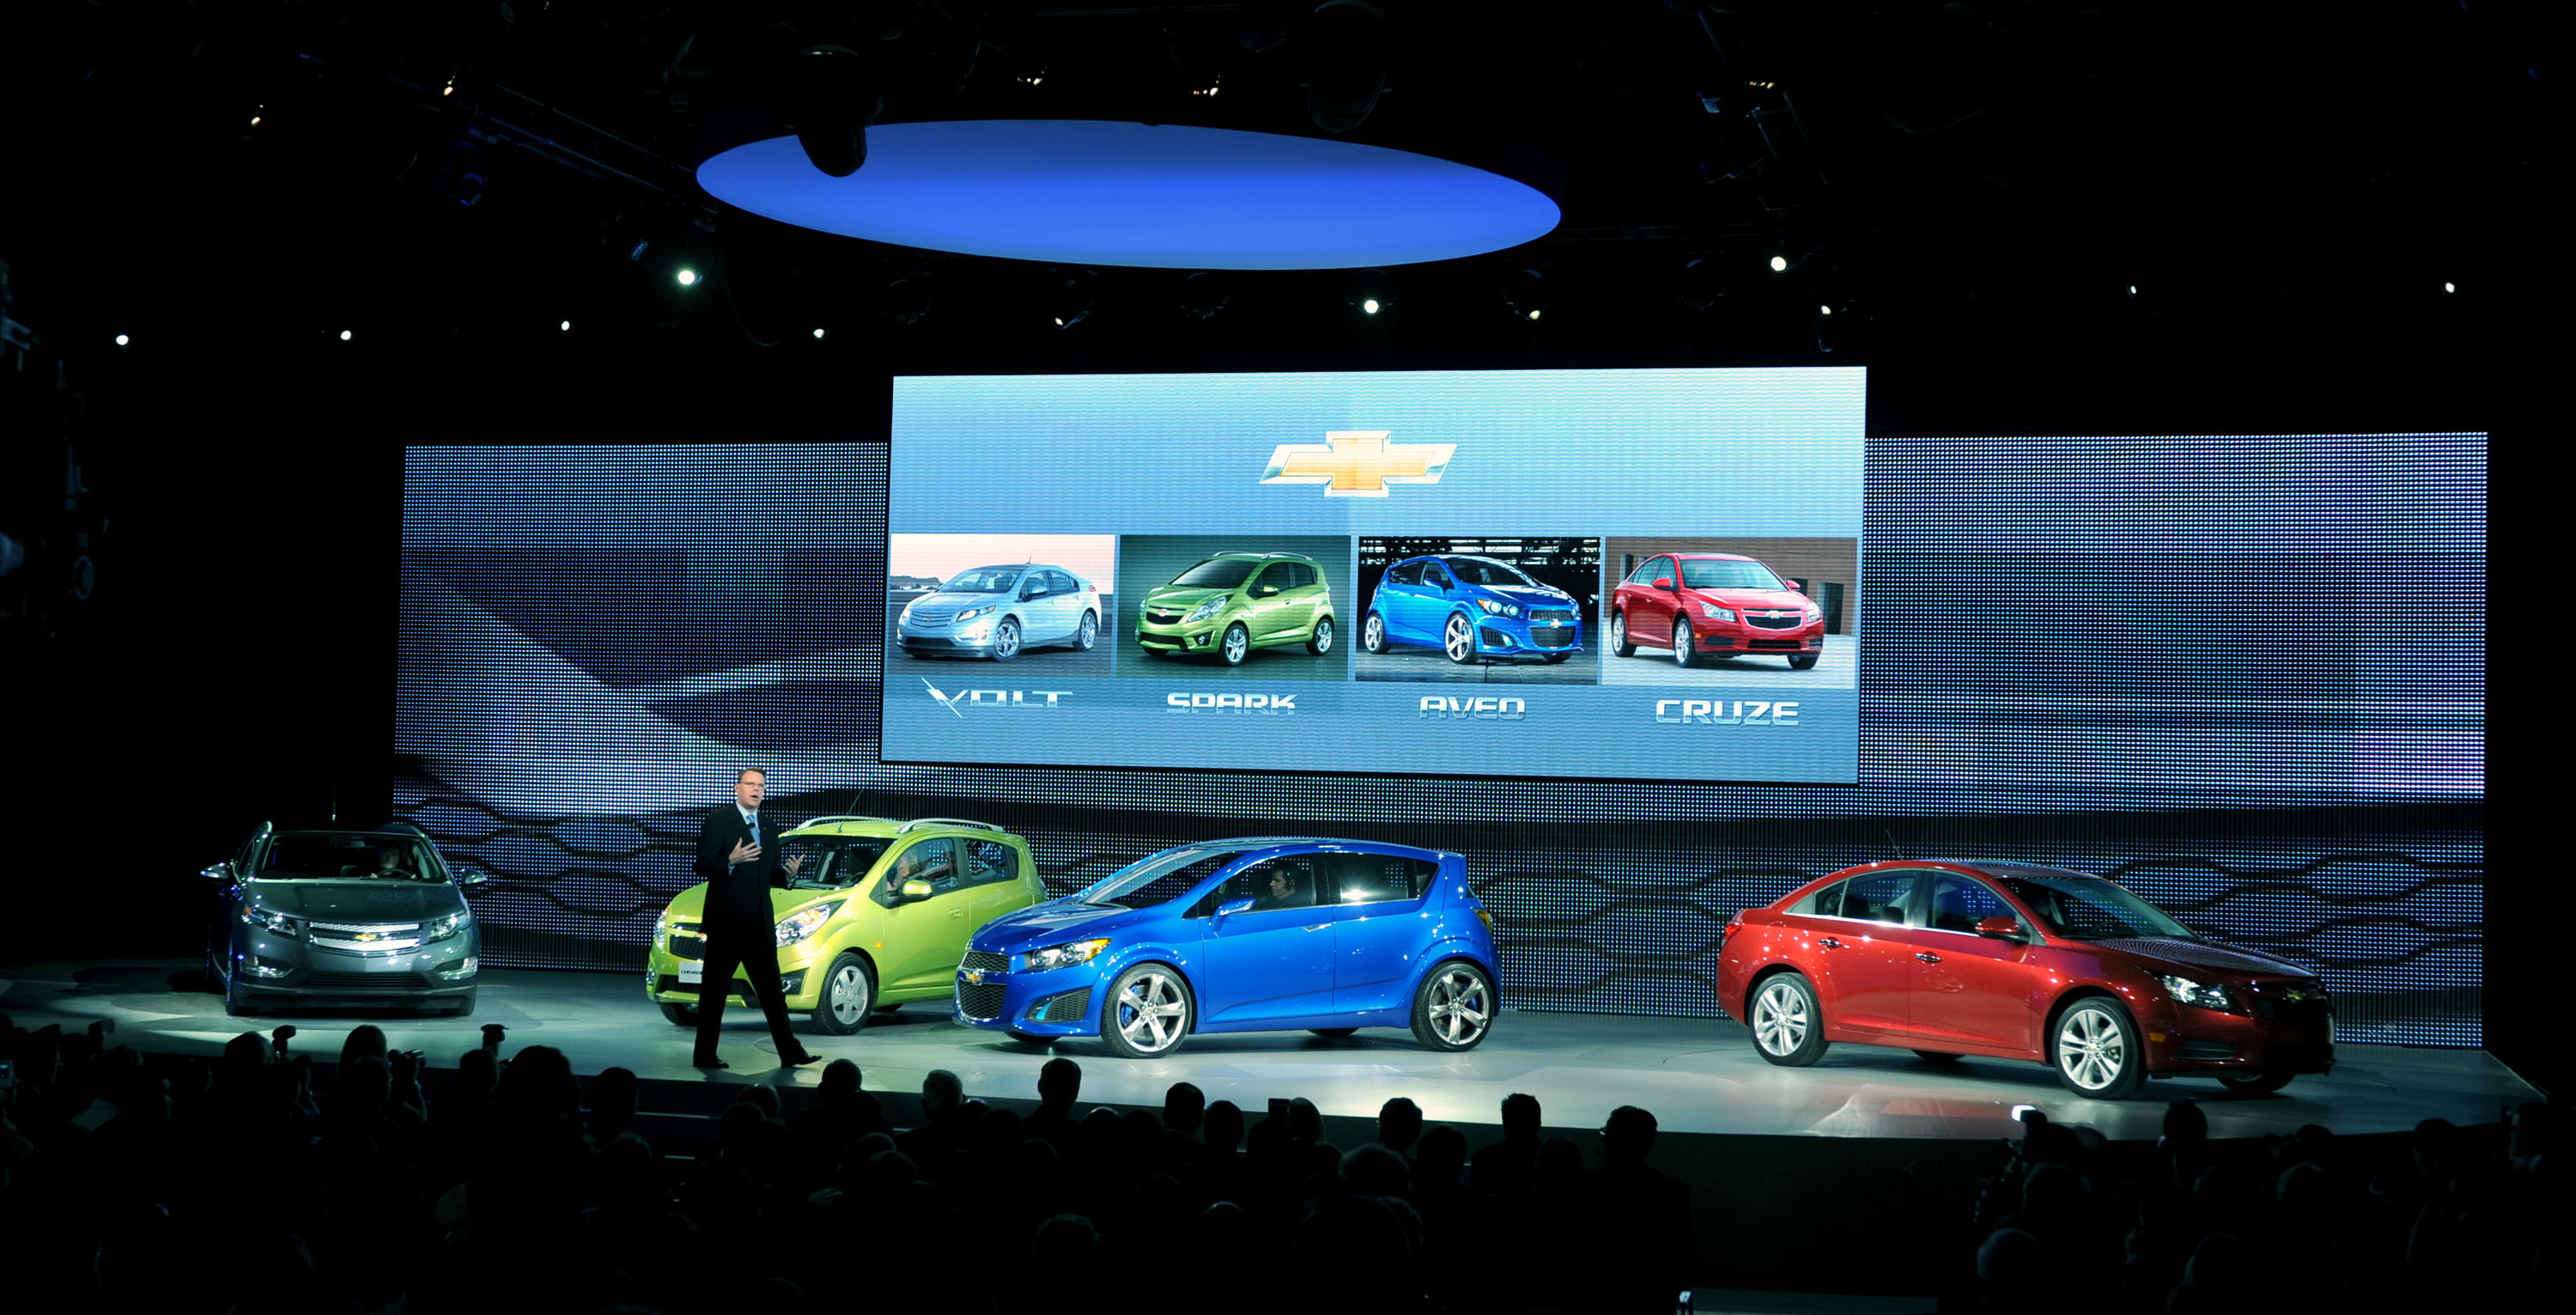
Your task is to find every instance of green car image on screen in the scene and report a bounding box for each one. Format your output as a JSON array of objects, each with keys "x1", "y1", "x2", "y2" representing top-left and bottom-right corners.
[{"x1": 1136, "y1": 551, "x2": 1337, "y2": 666}]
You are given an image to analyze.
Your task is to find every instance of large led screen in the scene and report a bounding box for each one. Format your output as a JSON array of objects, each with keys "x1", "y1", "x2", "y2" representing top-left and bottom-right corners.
[{"x1": 884, "y1": 368, "x2": 1866, "y2": 782}]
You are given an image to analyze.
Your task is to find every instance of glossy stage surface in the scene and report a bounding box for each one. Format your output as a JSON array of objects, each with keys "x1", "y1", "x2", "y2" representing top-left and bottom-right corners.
[{"x1": 1, "y1": 959, "x2": 2532, "y2": 1142}]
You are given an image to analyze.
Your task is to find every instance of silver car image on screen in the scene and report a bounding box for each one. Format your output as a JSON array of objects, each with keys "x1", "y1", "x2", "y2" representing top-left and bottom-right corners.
[{"x1": 897, "y1": 563, "x2": 1103, "y2": 661}]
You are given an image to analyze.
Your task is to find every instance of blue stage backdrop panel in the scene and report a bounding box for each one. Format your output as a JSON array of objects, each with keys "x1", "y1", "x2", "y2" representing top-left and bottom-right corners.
[{"x1": 396, "y1": 429, "x2": 2483, "y2": 1045}]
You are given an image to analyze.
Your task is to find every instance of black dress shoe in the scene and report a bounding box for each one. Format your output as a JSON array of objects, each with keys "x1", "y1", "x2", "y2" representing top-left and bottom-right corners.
[
  {"x1": 692, "y1": 1056, "x2": 730, "y2": 1069},
  {"x1": 779, "y1": 1049, "x2": 823, "y2": 1066}
]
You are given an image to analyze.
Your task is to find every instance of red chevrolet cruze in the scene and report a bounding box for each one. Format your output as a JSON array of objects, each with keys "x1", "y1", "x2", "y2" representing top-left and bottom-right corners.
[
  {"x1": 1609, "y1": 552, "x2": 1824, "y2": 669},
  {"x1": 1714, "y1": 860, "x2": 2336, "y2": 1099}
]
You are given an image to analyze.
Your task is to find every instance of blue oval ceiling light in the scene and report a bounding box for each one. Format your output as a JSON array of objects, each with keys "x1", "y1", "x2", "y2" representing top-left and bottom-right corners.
[{"x1": 696, "y1": 120, "x2": 1559, "y2": 271}]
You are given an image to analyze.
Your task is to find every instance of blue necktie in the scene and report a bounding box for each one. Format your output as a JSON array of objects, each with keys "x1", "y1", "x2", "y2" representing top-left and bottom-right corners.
[{"x1": 746, "y1": 812, "x2": 759, "y2": 845}]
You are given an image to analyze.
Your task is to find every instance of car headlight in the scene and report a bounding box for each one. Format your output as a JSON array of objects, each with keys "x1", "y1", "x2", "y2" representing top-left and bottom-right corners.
[
  {"x1": 900, "y1": 600, "x2": 916, "y2": 620},
  {"x1": 775, "y1": 901, "x2": 844, "y2": 947},
  {"x1": 953, "y1": 605, "x2": 994, "y2": 623},
  {"x1": 1017, "y1": 937, "x2": 1112, "y2": 972},
  {"x1": 424, "y1": 910, "x2": 473, "y2": 942},
  {"x1": 1803, "y1": 606, "x2": 1823, "y2": 624},
  {"x1": 240, "y1": 906, "x2": 301, "y2": 938},
  {"x1": 1699, "y1": 603, "x2": 1736, "y2": 621},
  {"x1": 1184, "y1": 595, "x2": 1230, "y2": 623},
  {"x1": 2159, "y1": 973, "x2": 2238, "y2": 1013},
  {"x1": 1477, "y1": 599, "x2": 1522, "y2": 617}
]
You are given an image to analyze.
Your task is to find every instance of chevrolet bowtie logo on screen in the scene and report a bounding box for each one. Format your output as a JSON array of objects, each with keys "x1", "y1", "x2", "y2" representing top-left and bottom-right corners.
[{"x1": 1261, "y1": 429, "x2": 1455, "y2": 497}]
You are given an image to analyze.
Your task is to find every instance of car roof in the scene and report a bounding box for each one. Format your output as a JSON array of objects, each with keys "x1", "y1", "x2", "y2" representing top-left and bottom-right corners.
[
  {"x1": 965, "y1": 563, "x2": 1061, "y2": 571},
  {"x1": 1666, "y1": 551, "x2": 1757, "y2": 562},
  {"x1": 783, "y1": 815, "x2": 1024, "y2": 841},
  {"x1": 1807, "y1": 858, "x2": 2109, "y2": 888},
  {"x1": 1200, "y1": 551, "x2": 1315, "y2": 562},
  {"x1": 1177, "y1": 836, "x2": 1454, "y2": 863}
]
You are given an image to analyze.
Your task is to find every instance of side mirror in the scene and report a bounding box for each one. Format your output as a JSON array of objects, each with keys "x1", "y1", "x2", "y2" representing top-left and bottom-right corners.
[
  {"x1": 458, "y1": 870, "x2": 491, "y2": 888},
  {"x1": 1214, "y1": 898, "x2": 1255, "y2": 920},
  {"x1": 1975, "y1": 915, "x2": 2026, "y2": 941},
  {"x1": 1253, "y1": 584, "x2": 1277, "y2": 597},
  {"x1": 900, "y1": 879, "x2": 934, "y2": 902},
  {"x1": 1653, "y1": 577, "x2": 1674, "y2": 590},
  {"x1": 200, "y1": 861, "x2": 233, "y2": 882}
]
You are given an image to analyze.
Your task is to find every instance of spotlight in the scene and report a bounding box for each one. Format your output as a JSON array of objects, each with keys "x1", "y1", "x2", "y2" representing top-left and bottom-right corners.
[
  {"x1": 114, "y1": 333, "x2": 130, "y2": 347},
  {"x1": 783, "y1": 45, "x2": 884, "y2": 179},
  {"x1": 1677, "y1": 257, "x2": 1728, "y2": 312},
  {"x1": 1046, "y1": 267, "x2": 1098, "y2": 330},
  {"x1": 2443, "y1": 281, "x2": 2456, "y2": 295},
  {"x1": 1178, "y1": 271, "x2": 1231, "y2": 321},
  {"x1": 560, "y1": 320, "x2": 572, "y2": 332},
  {"x1": 1303, "y1": 0, "x2": 1390, "y2": 134},
  {"x1": 1769, "y1": 254, "x2": 1789, "y2": 272},
  {"x1": 1498, "y1": 259, "x2": 1552, "y2": 322},
  {"x1": 677, "y1": 268, "x2": 700, "y2": 287},
  {"x1": 2127, "y1": 284, "x2": 2139, "y2": 296},
  {"x1": 1344, "y1": 268, "x2": 1395, "y2": 317},
  {"x1": 339, "y1": 330, "x2": 353, "y2": 342},
  {"x1": 1813, "y1": 299, "x2": 1847, "y2": 353},
  {"x1": 812, "y1": 326, "x2": 827, "y2": 339}
]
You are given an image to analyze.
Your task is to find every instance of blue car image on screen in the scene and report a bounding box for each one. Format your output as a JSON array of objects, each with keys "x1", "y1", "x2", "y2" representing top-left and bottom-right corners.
[
  {"x1": 1362, "y1": 554, "x2": 1583, "y2": 664},
  {"x1": 954, "y1": 839, "x2": 1499, "y2": 1057}
]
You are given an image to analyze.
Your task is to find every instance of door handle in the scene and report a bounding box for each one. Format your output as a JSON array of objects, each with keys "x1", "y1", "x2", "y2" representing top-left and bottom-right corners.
[
  {"x1": 1304, "y1": 923, "x2": 1333, "y2": 932},
  {"x1": 948, "y1": 908, "x2": 964, "y2": 918},
  {"x1": 1915, "y1": 951, "x2": 1941, "y2": 964},
  {"x1": 1818, "y1": 937, "x2": 1843, "y2": 950}
]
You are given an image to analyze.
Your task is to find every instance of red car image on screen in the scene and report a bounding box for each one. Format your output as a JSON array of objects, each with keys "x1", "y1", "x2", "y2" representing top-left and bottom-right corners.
[
  {"x1": 1609, "y1": 552, "x2": 1823, "y2": 669},
  {"x1": 1715, "y1": 861, "x2": 2335, "y2": 1099}
]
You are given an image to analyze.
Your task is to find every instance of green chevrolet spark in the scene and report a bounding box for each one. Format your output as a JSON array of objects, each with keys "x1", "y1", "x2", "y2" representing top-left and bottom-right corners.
[
  {"x1": 646, "y1": 816, "x2": 1044, "y2": 1035},
  {"x1": 1135, "y1": 551, "x2": 1336, "y2": 666}
]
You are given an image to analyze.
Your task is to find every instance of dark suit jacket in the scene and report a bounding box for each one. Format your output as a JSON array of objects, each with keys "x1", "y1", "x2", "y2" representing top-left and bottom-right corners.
[{"x1": 695, "y1": 805, "x2": 787, "y2": 935}]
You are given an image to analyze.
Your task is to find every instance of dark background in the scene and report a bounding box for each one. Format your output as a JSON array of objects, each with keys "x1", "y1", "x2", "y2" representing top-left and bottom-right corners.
[{"x1": 0, "y1": 2, "x2": 2522, "y2": 1085}]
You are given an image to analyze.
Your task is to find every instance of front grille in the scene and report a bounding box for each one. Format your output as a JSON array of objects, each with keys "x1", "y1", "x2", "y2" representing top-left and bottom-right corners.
[
  {"x1": 1529, "y1": 609, "x2": 1574, "y2": 626},
  {"x1": 2251, "y1": 995, "x2": 2332, "y2": 1027},
  {"x1": 2173, "y1": 1039, "x2": 2239, "y2": 1061},
  {"x1": 961, "y1": 949, "x2": 1009, "y2": 974},
  {"x1": 909, "y1": 608, "x2": 958, "y2": 626},
  {"x1": 1745, "y1": 610, "x2": 1807, "y2": 630},
  {"x1": 301, "y1": 972, "x2": 428, "y2": 991},
  {"x1": 1145, "y1": 609, "x2": 1187, "y2": 624},
  {"x1": 1528, "y1": 625, "x2": 1576, "y2": 647},
  {"x1": 667, "y1": 931, "x2": 704, "y2": 961},
  {"x1": 904, "y1": 636, "x2": 956, "y2": 648},
  {"x1": 1036, "y1": 988, "x2": 1093, "y2": 1023},
  {"x1": 1750, "y1": 639, "x2": 1800, "y2": 649},
  {"x1": 958, "y1": 982, "x2": 1007, "y2": 1020}
]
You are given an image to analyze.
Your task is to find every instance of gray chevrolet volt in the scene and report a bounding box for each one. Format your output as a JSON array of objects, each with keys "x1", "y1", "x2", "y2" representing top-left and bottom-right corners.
[{"x1": 204, "y1": 822, "x2": 489, "y2": 1016}]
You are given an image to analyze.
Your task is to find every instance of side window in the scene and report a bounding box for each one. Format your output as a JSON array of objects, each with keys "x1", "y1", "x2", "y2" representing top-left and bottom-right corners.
[
  {"x1": 1636, "y1": 556, "x2": 1674, "y2": 584},
  {"x1": 1423, "y1": 563, "x2": 1454, "y2": 589},
  {"x1": 1226, "y1": 855, "x2": 1317, "y2": 912},
  {"x1": 965, "y1": 839, "x2": 1021, "y2": 890},
  {"x1": 1048, "y1": 570, "x2": 1078, "y2": 594},
  {"x1": 1246, "y1": 564, "x2": 1277, "y2": 594},
  {"x1": 1387, "y1": 561, "x2": 1419, "y2": 586},
  {"x1": 873, "y1": 837, "x2": 959, "y2": 906},
  {"x1": 1792, "y1": 880, "x2": 1847, "y2": 916},
  {"x1": 1929, "y1": 874, "x2": 2020, "y2": 935},
  {"x1": 1329, "y1": 854, "x2": 1437, "y2": 905},
  {"x1": 1833, "y1": 873, "x2": 1917, "y2": 925}
]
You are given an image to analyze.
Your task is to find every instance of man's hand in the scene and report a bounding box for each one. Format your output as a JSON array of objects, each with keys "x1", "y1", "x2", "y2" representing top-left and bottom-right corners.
[
  {"x1": 729, "y1": 837, "x2": 762, "y2": 865},
  {"x1": 782, "y1": 853, "x2": 805, "y2": 877}
]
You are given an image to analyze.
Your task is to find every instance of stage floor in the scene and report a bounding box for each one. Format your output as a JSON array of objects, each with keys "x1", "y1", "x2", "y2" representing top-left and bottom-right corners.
[{"x1": 0, "y1": 959, "x2": 2535, "y2": 1142}]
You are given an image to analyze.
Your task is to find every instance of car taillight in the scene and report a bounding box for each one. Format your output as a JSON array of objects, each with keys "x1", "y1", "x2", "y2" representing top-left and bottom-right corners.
[
  {"x1": 1720, "y1": 915, "x2": 1743, "y2": 947},
  {"x1": 1474, "y1": 908, "x2": 1497, "y2": 934}
]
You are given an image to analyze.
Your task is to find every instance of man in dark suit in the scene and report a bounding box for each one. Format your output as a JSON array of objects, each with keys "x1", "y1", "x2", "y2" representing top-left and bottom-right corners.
[{"x1": 691, "y1": 767, "x2": 819, "y2": 1069}]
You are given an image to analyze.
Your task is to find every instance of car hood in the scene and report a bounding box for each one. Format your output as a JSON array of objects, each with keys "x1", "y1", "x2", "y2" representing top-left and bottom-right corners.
[
  {"x1": 2088, "y1": 936, "x2": 2317, "y2": 981},
  {"x1": 1485, "y1": 584, "x2": 1574, "y2": 607},
  {"x1": 250, "y1": 880, "x2": 465, "y2": 921},
  {"x1": 1145, "y1": 583, "x2": 1234, "y2": 607},
  {"x1": 974, "y1": 899, "x2": 1155, "y2": 949},
  {"x1": 908, "y1": 590, "x2": 1009, "y2": 611},
  {"x1": 1686, "y1": 587, "x2": 1812, "y2": 609},
  {"x1": 658, "y1": 884, "x2": 847, "y2": 922}
]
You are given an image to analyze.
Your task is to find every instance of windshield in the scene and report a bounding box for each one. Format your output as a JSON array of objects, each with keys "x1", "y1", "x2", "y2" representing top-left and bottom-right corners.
[
  {"x1": 1069, "y1": 848, "x2": 1247, "y2": 910},
  {"x1": 1993, "y1": 872, "x2": 2191, "y2": 941},
  {"x1": 259, "y1": 835, "x2": 443, "y2": 882},
  {"x1": 1171, "y1": 559, "x2": 1257, "y2": 589},
  {"x1": 941, "y1": 567, "x2": 1024, "y2": 594},
  {"x1": 784, "y1": 836, "x2": 893, "y2": 890},
  {"x1": 1449, "y1": 558, "x2": 1540, "y2": 589},
  {"x1": 1680, "y1": 559, "x2": 1786, "y2": 590}
]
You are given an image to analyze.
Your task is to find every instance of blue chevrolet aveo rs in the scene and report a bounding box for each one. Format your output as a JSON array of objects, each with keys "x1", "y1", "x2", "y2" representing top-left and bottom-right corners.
[
  {"x1": 1363, "y1": 554, "x2": 1583, "y2": 664},
  {"x1": 954, "y1": 838, "x2": 1500, "y2": 1057}
]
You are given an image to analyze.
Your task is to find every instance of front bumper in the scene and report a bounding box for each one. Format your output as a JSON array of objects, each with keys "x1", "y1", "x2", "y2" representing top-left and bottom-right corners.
[
  {"x1": 953, "y1": 957, "x2": 1103, "y2": 1036},
  {"x1": 2144, "y1": 994, "x2": 2336, "y2": 1076},
  {"x1": 645, "y1": 935, "x2": 822, "y2": 1009},
  {"x1": 1137, "y1": 615, "x2": 1227, "y2": 654},
  {"x1": 1474, "y1": 614, "x2": 1584, "y2": 660},
  {"x1": 898, "y1": 617, "x2": 1005, "y2": 656},
  {"x1": 1691, "y1": 618, "x2": 1825, "y2": 656},
  {"x1": 228, "y1": 934, "x2": 479, "y2": 1001}
]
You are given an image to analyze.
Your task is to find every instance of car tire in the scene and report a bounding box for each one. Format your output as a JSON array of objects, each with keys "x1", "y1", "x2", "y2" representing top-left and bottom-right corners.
[
  {"x1": 443, "y1": 991, "x2": 477, "y2": 1018},
  {"x1": 1747, "y1": 972, "x2": 1827, "y2": 1067},
  {"x1": 1309, "y1": 1027, "x2": 1359, "y2": 1038},
  {"x1": 659, "y1": 1002, "x2": 700, "y2": 1026},
  {"x1": 1074, "y1": 610, "x2": 1099, "y2": 651},
  {"x1": 1443, "y1": 613, "x2": 1475, "y2": 664},
  {"x1": 1101, "y1": 964, "x2": 1193, "y2": 1058},
  {"x1": 991, "y1": 617, "x2": 1022, "y2": 661},
  {"x1": 2053, "y1": 997, "x2": 2145, "y2": 1099},
  {"x1": 1912, "y1": 1049, "x2": 1962, "y2": 1062},
  {"x1": 1789, "y1": 653, "x2": 1820, "y2": 671},
  {"x1": 811, "y1": 952, "x2": 875, "y2": 1036},
  {"x1": 1220, "y1": 622, "x2": 1250, "y2": 667},
  {"x1": 1610, "y1": 609, "x2": 1634, "y2": 657},
  {"x1": 1307, "y1": 616, "x2": 1334, "y2": 654},
  {"x1": 1411, "y1": 960, "x2": 1495, "y2": 1051},
  {"x1": 1362, "y1": 612, "x2": 1387, "y2": 654},
  {"x1": 1672, "y1": 619, "x2": 1698, "y2": 668},
  {"x1": 2217, "y1": 1070, "x2": 2296, "y2": 1094}
]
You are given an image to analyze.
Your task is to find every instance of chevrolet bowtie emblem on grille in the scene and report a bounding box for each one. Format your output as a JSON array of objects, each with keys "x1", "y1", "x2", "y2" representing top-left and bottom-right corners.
[
  {"x1": 1261, "y1": 430, "x2": 1455, "y2": 497},
  {"x1": 964, "y1": 969, "x2": 985, "y2": 985}
]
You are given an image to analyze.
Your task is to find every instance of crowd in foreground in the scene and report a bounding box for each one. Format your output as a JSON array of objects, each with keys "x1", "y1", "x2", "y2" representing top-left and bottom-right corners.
[{"x1": 0, "y1": 1014, "x2": 2559, "y2": 1315}]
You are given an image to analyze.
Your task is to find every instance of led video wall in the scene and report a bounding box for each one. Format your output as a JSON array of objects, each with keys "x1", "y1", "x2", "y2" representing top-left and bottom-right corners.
[
  {"x1": 883, "y1": 369, "x2": 1865, "y2": 783},
  {"x1": 396, "y1": 426, "x2": 2485, "y2": 1044}
]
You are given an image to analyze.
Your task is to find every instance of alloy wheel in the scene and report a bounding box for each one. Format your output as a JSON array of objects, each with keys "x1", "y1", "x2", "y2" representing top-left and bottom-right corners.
[
  {"x1": 1364, "y1": 614, "x2": 1384, "y2": 652},
  {"x1": 1424, "y1": 967, "x2": 1490, "y2": 1045},
  {"x1": 994, "y1": 618, "x2": 1021, "y2": 659},
  {"x1": 1114, "y1": 971, "x2": 1188, "y2": 1054},
  {"x1": 1753, "y1": 980, "x2": 1808, "y2": 1056},
  {"x1": 1311, "y1": 617, "x2": 1334, "y2": 653},
  {"x1": 826, "y1": 960, "x2": 871, "y2": 1028},
  {"x1": 1223, "y1": 624, "x2": 1249, "y2": 665},
  {"x1": 2057, "y1": 1006, "x2": 2126, "y2": 1092},
  {"x1": 1077, "y1": 612, "x2": 1097, "y2": 649},
  {"x1": 1673, "y1": 621, "x2": 1692, "y2": 666},
  {"x1": 1444, "y1": 614, "x2": 1473, "y2": 662}
]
